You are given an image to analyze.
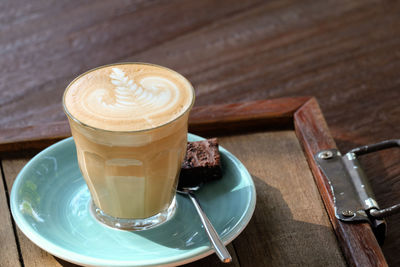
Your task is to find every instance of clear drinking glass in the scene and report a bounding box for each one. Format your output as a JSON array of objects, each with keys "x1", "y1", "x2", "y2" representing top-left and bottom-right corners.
[{"x1": 63, "y1": 63, "x2": 194, "y2": 230}]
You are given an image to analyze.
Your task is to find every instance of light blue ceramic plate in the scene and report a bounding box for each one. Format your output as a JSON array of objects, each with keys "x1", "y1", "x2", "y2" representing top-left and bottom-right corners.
[{"x1": 10, "y1": 134, "x2": 256, "y2": 267}]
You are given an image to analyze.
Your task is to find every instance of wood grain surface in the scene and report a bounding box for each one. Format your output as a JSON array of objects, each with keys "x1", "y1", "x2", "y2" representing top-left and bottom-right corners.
[
  {"x1": 0, "y1": 162, "x2": 21, "y2": 267},
  {"x1": 1, "y1": 0, "x2": 400, "y2": 265},
  {"x1": 0, "y1": 131, "x2": 347, "y2": 266},
  {"x1": 294, "y1": 98, "x2": 386, "y2": 266},
  {"x1": 220, "y1": 131, "x2": 346, "y2": 266},
  {"x1": 0, "y1": 97, "x2": 308, "y2": 155}
]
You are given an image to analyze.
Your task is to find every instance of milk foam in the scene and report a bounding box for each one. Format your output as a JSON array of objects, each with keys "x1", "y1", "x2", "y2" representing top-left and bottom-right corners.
[{"x1": 64, "y1": 63, "x2": 194, "y2": 131}]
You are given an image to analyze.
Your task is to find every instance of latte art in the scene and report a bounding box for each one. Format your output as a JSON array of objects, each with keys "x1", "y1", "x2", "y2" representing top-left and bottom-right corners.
[
  {"x1": 89, "y1": 68, "x2": 178, "y2": 124},
  {"x1": 64, "y1": 63, "x2": 194, "y2": 131}
]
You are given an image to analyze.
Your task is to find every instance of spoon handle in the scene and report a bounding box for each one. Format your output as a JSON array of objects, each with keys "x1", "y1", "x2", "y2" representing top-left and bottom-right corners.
[{"x1": 187, "y1": 192, "x2": 232, "y2": 263}]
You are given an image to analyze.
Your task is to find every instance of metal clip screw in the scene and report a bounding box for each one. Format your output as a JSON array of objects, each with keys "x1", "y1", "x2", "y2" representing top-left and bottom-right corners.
[
  {"x1": 318, "y1": 150, "x2": 334, "y2": 160},
  {"x1": 341, "y1": 210, "x2": 355, "y2": 217}
]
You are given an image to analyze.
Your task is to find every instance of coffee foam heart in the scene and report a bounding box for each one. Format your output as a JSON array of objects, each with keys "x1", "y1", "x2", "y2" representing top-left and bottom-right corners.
[{"x1": 64, "y1": 63, "x2": 194, "y2": 131}]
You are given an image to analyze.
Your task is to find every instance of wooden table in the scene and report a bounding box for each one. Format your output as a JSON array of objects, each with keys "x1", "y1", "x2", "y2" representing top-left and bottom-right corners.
[{"x1": 1, "y1": 0, "x2": 399, "y2": 266}]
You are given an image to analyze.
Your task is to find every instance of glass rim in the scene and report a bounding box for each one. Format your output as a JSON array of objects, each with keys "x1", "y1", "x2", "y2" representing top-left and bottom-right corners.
[{"x1": 62, "y1": 62, "x2": 195, "y2": 133}]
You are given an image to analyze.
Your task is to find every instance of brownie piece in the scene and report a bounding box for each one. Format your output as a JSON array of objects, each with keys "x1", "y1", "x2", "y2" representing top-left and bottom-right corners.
[{"x1": 178, "y1": 138, "x2": 223, "y2": 188}]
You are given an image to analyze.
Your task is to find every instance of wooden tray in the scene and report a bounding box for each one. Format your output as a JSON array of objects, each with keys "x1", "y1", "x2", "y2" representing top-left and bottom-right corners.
[{"x1": 0, "y1": 97, "x2": 386, "y2": 266}]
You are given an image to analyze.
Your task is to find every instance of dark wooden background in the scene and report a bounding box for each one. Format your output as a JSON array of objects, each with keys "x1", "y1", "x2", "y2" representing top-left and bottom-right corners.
[{"x1": 1, "y1": 0, "x2": 399, "y2": 265}]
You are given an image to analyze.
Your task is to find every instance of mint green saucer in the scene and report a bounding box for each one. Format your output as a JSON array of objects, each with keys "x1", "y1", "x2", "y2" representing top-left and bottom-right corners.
[{"x1": 10, "y1": 134, "x2": 256, "y2": 267}]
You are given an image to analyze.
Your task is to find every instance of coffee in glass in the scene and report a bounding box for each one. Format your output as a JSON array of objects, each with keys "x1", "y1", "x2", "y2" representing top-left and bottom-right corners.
[{"x1": 63, "y1": 63, "x2": 194, "y2": 230}]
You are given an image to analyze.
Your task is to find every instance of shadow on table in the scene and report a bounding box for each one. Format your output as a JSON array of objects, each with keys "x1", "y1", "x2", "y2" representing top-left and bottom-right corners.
[
  {"x1": 55, "y1": 257, "x2": 80, "y2": 267},
  {"x1": 225, "y1": 175, "x2": 347, "y2": 266}
]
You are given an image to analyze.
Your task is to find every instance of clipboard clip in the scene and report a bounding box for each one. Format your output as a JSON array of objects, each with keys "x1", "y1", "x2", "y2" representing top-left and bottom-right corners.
[{"x1": 315, "y1": 139, "x2": 400, "y2": 244}]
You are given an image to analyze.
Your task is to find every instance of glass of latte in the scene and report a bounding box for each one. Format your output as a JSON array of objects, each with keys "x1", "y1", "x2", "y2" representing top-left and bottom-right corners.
[{"x1": 63, "y1": 63, "x2": 194, "y2": 230}]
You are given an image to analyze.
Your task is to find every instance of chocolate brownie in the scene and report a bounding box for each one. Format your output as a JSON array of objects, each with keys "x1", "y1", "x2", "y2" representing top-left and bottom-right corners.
[{"x1": 178, "y1": 138, "x2": 222, "y2": 188}]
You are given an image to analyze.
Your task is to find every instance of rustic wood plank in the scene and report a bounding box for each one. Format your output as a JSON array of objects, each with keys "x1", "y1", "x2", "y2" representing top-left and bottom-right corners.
[
  {"x1": 2, "y1": 97, "x2": 390, "y2": 266},
  {"x1": 0, "y1": 0, "x2": 264, "y2": 130},
  {"x1": 219, "y1": 131, "x2": 346, "y2": 266},
  {"x1": 0, "y1": 97, "x2": 309, "y2": 156},
  {"x1": 3, "y1": 131, "x2": 347, "y2": 266},
  {"x1": 188, "y1": 97, "x2": 307, "y2": 136},
  {"x1": 123, "y1": 3, "x2": 400, "y2": 263},
  {"x1": 294, "y1": 98, "x2": 387, "y2": 266},
  {"x1": 0, "y1": 121, "x2": 71, "y2": 158},
  {"x1": 0, "y1": 161, "x2": 21, "y2": 267}
]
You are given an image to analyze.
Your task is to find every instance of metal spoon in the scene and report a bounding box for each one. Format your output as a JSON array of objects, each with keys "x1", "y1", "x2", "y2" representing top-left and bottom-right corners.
[{"x1": 177, "y1": 185, "x2": 232, "y2": 263}]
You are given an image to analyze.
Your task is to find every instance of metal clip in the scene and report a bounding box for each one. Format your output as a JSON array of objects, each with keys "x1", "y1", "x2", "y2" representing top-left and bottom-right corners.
[{"x1": 315, "y1": 139, "x2": 400, "y2": 243}]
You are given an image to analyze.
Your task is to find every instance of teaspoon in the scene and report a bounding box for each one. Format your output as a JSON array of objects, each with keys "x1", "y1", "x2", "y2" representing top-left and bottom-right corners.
[{"x1": 176, "y1": 185, "x2": 232, "y2": 263}]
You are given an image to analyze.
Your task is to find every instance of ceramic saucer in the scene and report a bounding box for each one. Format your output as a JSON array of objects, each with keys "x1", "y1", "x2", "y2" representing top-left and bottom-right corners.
[{"x1": 11, "y1": 134, "x2": 256, "y2": 267}]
